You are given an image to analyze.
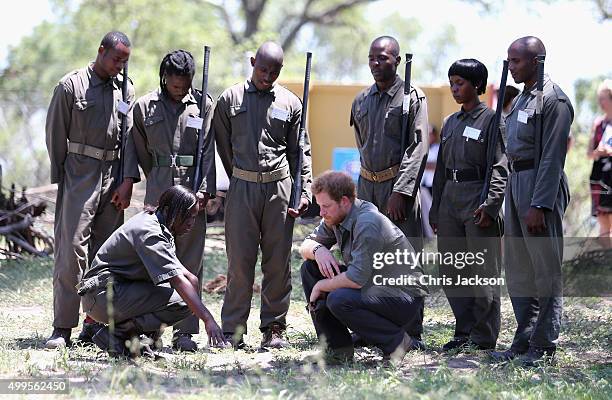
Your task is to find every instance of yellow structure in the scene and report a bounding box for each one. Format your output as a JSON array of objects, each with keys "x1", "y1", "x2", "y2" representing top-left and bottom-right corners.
[{"x1": 282, "y1": 81, "x2": 492, "y2": 176}]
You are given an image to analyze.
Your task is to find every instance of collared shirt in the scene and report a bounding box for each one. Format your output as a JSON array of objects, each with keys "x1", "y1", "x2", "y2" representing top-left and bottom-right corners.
[
  {"x1": 306, "y1": 199, "x2": 428, "y2": 296},
  {"x1": 505, "y1": 75, "x2": 574, "y2": 209},
  {"x1": 212, "y1": 79, "x2": 312, "y2": 200},
  {"x1": 350, "y1": 75, "x2": 429, "y2": 197},
  {"x1": 46, "y1": 64, "x2": 138, "y2": 184},
  {"x1": 130, "y1": 88, "x2": 215, "y2": 206},
  {"x1": 83, "y1": 211, "x2": 185, "y2": 285},
  {"x1": 429, "y1": 102, "x2": 508, "y2": 221}
]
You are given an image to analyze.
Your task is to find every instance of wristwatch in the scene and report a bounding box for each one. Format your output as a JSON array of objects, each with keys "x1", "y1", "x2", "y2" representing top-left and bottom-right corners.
[{"x1": 312, "y1": 244, "x2": 324, "y2": 257}]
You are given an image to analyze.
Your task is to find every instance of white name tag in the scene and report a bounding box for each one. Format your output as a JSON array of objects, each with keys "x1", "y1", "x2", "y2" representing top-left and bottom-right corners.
[
  {"x1": 517, "y1": 110, "x2": 529, "y2": 124},
  {"x1": 186, "y1": 116, "x2": 204, "y2": 130},
  {"x1": 271, "y1": 107, "x2": 289, "y2": 121},
  {"x1": 462, "y1": 126, "x2": 481, "y2": 141},
  {"x1": 402, "y1": 94, "x2": 410, "y2": 112},
  {"x1": 117, "y1": 100, "x2": 130, "y2": 116}
]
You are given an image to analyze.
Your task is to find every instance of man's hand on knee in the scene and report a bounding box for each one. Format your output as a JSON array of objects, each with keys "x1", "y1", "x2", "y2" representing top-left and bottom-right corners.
[{"x1": 314, "y1": 247, "x2": 340, "y2": 279}]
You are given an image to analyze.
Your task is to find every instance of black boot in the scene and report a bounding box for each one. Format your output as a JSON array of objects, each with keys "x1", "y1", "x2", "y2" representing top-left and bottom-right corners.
[
  {"x1": 45, "y1": 328, "x2": 72, "y2": 349},
  {"x1": 76, "y1": 320, "x2": 104, "y2": 345}
]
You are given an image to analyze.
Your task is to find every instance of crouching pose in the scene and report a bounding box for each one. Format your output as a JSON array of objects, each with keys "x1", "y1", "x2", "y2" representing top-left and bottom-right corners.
[
  {"x1": 77, "y1": 186, "x2": 226, "y2": 357},
  {"x1": 299, "y1": 171, "x2": 428, "y2": 364}
]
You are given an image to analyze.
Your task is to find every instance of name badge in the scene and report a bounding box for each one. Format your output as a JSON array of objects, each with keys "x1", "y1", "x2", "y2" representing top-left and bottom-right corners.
[
  {"x1": 517, "y1": 110, "x2": 529, "y2": 124},
  {"x1": 271, "y1": 107, "x2": 289, "y2": 122},
  {"x1": 117, "y1": 100, "x2": 130, "y2": 116},
  {"x1": 462, "y1": 126, "x2": 481, "y2": 141},
  {"x1": 186, "y1": 116, "x2": 204, "y2": 130}
]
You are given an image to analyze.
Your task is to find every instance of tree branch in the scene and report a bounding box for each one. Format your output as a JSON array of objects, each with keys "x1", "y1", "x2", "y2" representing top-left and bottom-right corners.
[
  {"x1": 281, "y1": 0, "x2": 375, "y2": 51},
  {"x1": 200, "y1": 0, "x2": 242, "y2": 44}
]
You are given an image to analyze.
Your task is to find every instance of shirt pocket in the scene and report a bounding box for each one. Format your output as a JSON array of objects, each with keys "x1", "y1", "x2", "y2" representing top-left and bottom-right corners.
[
  {"x1": 384, "y1": 107, "x2": 403, "y2": 140},
  {"x1": 463, "y1": 130, "x2": 487, "y2": 167},
  {"x1": 268, "y1": 106, "x2": 291, "y2": 142},
  {"x1": 143, "y1": 114, "x2": 166, "y2": 148},
  {"x1": 229, "y1": 103, "x2": 247, "y2": 124},
  {"x1": 516, "y1": 108, "x2": 536, "y2": 143}
]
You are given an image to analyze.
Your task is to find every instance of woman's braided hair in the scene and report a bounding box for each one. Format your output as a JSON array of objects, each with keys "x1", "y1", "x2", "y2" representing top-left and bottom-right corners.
[{"x1": 159, "y1": 49, "x2": 195, "y2": 96}]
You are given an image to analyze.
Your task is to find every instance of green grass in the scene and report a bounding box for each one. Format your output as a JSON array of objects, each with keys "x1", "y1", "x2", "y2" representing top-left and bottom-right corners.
[{"x1": 0, "y1": 226, "x2": 610, "y2": 399}]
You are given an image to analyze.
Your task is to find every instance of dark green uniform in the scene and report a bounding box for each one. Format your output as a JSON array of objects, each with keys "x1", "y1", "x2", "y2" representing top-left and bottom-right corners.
[
  {"x1": 79, "y1": 211, "x2": 191, "y2": 337},
  {"x1": 504, "y1": 75, "x2": 573, "y2": 353},
  {"x1": 213, "y1": 80, "x2": 312, "y2": 334},
  {"x1": 429, "y1": 102, "x2": 508, "y2": 348},
  {"x1": 350, "y1": 75, "x2": 429, "y2": 341},
  {"x1": 130, "y1": 88, "x2": 215, "y2": 335},
  {"x1": 46, "y1": 64, "x2": 138, "y2": 329}
]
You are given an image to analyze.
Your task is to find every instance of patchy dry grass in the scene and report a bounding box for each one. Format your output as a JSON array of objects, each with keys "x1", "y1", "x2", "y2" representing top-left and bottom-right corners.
[{"x1": 0, "y1": 223, "x2": 610, "y2": 399}]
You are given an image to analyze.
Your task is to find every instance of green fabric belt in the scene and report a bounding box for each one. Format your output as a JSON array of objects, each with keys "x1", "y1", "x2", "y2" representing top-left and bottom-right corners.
[{"x1": 152, "y1": 154, "x2": 194, "y2": 167}]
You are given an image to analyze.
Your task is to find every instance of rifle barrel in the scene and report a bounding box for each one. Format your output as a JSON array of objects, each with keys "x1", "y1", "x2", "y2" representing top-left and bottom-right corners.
[
  {"x1": 118, "y1": 61, "x2": 129, "y2": 182},
  {"x1": 291, "y1": 52, "x2": 312, "y2": 211},
  {"x1": 478, "y1": 59, "x2": 509, "y2": 205},
  {"x1": 193, "y1": 46, "x2": 211, "y2": 192},
  {"x1": 401, "y1": 53, "x2": 413, "y2": 155},
  {"x1": 534, "y1": 54, "x2": 545, "y2": 172}
]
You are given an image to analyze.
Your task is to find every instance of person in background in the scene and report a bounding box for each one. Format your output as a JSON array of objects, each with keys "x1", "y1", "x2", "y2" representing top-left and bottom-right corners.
[
  {"x1": 502, "y1": 85, "x2": 520, "y2": 118},
  {"x1": 421, "y1": 125, "x2": 440, "y2": 195},
  {"x1": 587, "y1": 79, "x2": 612, "y2": 241}
]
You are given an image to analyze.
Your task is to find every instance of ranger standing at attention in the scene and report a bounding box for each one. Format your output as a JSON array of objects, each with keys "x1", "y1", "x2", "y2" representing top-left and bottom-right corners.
[
  {"x1": 45, "y1": 31, "x2": 139, "y2": 348},
  {"x1": 350, "y1": 35, "x2": 429, "y2": 349},
  {"x1": 429, "y1": 59, "x2": 507, "y2": 352},
  {"x1": 212, "y1": 41, "x2": 312, "y2": 349},
  {"x1": 491, "y1": 36, "x2": 573, "y2": 366},
  {"x1": 130, "y1": 49, "x2": 216, "y2": 352}
]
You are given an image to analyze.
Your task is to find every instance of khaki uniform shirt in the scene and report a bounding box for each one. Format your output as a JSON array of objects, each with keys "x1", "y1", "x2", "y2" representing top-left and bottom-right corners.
[
  {"x1": 306, "y1": 199, "x2": 428, "y2": 297},
  {"x1": 83, "y1": 211, "x2": 185, "y2": 285},
  {"x1": 213, "y1": 80, "x2": 312, "y2": 200},
  {"x1": 129, "y1": 88, "x2": 215, "y2": 205},
  {"x1": 46, "y1": 64, "x2": 139, "y2": 184},
  {"x1": 429, "y1": 102, "x2": 508, "y2": 221},
  {"x1": 350, "y1": 76, "x2": 429, "y2": 197},
  {"x1": 505, "y1": 75, "x2": 574, "y2": 210}
]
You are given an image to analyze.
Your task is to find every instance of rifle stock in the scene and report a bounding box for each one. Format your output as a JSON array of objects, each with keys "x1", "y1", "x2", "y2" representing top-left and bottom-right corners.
[
  {"x1": 193, "y1": 45, "x2": 211, "y2": 192},
  {"x1": 118, "y1": 62, "x2": 129, "y2": 182},
  {"x1": 290, "y1": 52, "x2": 312, "y2": 211},
  {"x1": 478, "y1": 59, "x2": 509, "y2": 205}
]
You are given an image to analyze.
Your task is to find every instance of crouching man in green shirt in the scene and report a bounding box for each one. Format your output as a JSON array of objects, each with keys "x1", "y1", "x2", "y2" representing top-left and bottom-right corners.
[
  {"x1": 77, "y1": 185, "x2": 226, "y2": 357},
  {"x1": 300, "y1": 171, "x2": 428, "y2": 365}
]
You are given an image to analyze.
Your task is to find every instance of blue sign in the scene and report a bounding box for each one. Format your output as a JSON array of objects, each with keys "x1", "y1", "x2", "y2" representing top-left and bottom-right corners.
[{"x1": 332, "y1": 147, "x2": 361, "y2": 182}]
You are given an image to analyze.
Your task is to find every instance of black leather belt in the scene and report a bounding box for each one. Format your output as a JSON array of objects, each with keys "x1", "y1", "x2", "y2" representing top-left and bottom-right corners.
[
  {"x1": 509, "y1": 159, "x2": 535, "y2": 173},
  {"x1": 445, "y1": 168, "x2": 483, "y2": 183}
]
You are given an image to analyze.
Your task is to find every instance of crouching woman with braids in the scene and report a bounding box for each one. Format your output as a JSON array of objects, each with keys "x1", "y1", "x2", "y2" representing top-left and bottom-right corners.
[
  {"x1": 127, "y1": 49, "x2": 216, "y2": 351},
  {"x1": 78, "y1": 186, "x2": 226, "y2": 357}
]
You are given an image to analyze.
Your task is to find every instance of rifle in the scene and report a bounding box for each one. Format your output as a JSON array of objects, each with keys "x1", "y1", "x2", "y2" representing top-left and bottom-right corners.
[
  {"x1": 400, "y1": 53, "x2": 413, "y2": 155},
  {"x1": 290, "y1": 52, "x2": 312, "y2": 211},
  {"x1": 478, "y1": 59, "x2": 509, "y2": 205},
  {"x1": 193, "y1": 45, "x2": 211, "y2": 192},
  {"x1": 117, "y1": 61, "x2": 129, "y2": 182},
  {"x1": 534, "y1": 54, "x2": 545, "y2": 172}
]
